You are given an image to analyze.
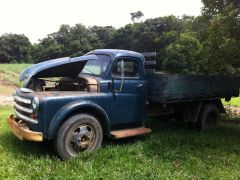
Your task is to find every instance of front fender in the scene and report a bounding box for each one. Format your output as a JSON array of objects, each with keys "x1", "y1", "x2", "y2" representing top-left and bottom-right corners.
[{"x1": 47, "y1": 100, "x2": 110, "y2": 139}]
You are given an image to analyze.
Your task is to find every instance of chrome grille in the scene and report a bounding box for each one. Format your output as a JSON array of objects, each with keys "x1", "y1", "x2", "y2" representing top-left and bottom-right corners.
[
  {"x1": 14, "y1": 95, "x2": 38, "y2": 124},
  {"x1": 14, "y1": 95, "x2": 31, "y2": 104},
  {"x1": 15, "y1": 110, "x2": 38, "y2": 124},
  {"x1": 14, "y1": 102, "x2": 33, "y2": 114}
]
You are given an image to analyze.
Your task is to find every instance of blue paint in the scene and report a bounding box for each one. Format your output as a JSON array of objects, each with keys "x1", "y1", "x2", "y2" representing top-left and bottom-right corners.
[
  {"x1": 18, "y1": 49, "x2": 147, "y2": 139},
  {"x1": 20, "y1": 54, "x2": 98, "y2": 86}
]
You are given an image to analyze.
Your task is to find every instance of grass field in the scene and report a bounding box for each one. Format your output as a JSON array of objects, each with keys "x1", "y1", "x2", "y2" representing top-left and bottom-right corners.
[
  {"x1": 0, "y1": 64, "x2": 30, "y2": 87},
  {"x1": 1, "y1": 106, "x2": 240, "y2": 179},
  {"x1": 223, "y1": 98, "x2": 240, "y2": 107}
]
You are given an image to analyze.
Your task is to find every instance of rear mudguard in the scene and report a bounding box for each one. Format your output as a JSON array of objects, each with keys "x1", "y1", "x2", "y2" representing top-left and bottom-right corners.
[{"x1": 47, "y1": 100, "x2": 110, "y2": 139}]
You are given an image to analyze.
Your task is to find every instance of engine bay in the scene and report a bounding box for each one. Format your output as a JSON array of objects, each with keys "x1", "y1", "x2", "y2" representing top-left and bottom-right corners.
[{"x1": 26, "y1": 76, "x2": 99, "y2": 92}]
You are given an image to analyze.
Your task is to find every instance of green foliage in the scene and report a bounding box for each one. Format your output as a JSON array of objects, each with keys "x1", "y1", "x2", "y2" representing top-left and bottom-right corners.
[
  {"x1": 222, "y1": 97, "x2": 240, "y2": 107},
  {"x1": 31, "y1": 24, "x2": 113, "y2": 62},
  {"x1": 200, "y1": 5, "x2": 240, "y2": 75},
  {"x1": 162, "y1": 32, "x2": 202, "y2": 74},
  {"x1": 90, "y1": 26, "x2": 115, "y2": 48},
  {"x1": 1, "y1": 106, "x2": 240, "y2": 179},
  {"x1": 0, "y1": 2, "x2": 239, "y2": 75},
  {"x1": 202, "y1": 0, "x2": 240, "y2": 17},
  {"x1": 35, "y1": 37, "x2": 64, "y2": 62},
  {"x1": 109, "y1": 16, "x2": 184, "y2": 54},
  {"x1": 0, "y1": 34, "x2": 32, "y2": 63}
]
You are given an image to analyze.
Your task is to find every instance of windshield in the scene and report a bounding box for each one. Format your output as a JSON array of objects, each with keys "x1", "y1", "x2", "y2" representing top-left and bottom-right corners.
[{"x1": 81, "y1": 54, "x2": 111, "y2": 76}]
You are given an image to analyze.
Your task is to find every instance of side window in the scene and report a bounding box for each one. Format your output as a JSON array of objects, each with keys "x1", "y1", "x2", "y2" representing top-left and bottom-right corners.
[{"x1": 112, "y1": 59, "x2": 140, "y2": 78}]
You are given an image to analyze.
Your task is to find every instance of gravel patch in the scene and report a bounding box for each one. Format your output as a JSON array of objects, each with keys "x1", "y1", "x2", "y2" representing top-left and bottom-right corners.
[{"x1": 0, "y1": 96, "x2": 14, "y2": 106}]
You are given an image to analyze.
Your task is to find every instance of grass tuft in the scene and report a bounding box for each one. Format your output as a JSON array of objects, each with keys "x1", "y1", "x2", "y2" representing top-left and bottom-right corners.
[{"x1": 0, "y1": 64, "x2": 30, "y2": 87}]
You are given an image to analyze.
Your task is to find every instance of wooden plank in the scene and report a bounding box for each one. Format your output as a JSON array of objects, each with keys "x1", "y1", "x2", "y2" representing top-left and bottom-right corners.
[{"x1": 111, "y1": 127, "x2": 152, "y2": 139}]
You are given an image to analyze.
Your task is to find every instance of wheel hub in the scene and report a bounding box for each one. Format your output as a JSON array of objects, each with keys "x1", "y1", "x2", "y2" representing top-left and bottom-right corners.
[{"x1": 71, "y1": 125, "x2": 94, "y2": 150}]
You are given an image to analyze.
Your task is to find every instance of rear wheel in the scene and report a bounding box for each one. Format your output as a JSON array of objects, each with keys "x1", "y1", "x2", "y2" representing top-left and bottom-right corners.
[
  {"x1": 54, "y1": 114, "x2": 103, "y2": 160},
  {"x1": 198, "y1": 104, "x2": 220, "y2": 130}
]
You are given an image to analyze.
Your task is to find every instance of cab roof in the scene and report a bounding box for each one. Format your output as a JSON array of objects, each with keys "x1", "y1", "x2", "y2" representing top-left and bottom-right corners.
[{"x1": 88, "y1": 49, "x2": 145, "y2": 61}]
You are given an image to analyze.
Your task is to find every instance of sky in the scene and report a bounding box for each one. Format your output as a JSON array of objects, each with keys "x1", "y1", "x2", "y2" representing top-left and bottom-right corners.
[{"x1": 0, "y1": 0, "x2": 203, "y2": 43}]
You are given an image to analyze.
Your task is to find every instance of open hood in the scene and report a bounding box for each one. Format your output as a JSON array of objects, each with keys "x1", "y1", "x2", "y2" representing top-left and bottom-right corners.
[{"x1": 20, "y1": 54, "x2": 98, "y2": 82}]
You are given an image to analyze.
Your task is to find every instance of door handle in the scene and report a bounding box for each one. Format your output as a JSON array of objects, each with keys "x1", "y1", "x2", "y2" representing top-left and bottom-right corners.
[{"x1": 137, "y1": 84, "x2": 143, "y2": 89}]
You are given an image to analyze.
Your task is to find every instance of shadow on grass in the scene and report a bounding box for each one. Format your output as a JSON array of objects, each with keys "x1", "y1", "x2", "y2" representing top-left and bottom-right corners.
[
  {"x1": 142, "y1": 118, "x2": 240, "y2": 161},
  {"x1": 1, "y1": 116, "x2": 240, "y2": 160},
  {"x1": 0, "y1": 132, "x2": 57, "y2": 159},
  {"x1": 107, "y1": 117, "x2": 240, "y2": 159}
]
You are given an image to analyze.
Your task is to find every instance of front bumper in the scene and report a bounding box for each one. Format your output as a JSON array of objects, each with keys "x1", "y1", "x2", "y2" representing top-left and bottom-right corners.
[{"x1": 7, "y1": 115, "x2": 43, "y2": 142}]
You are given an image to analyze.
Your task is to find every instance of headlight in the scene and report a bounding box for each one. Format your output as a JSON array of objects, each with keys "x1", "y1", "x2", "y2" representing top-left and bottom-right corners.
[{"x1": 32, "y1": 97, "x2": 39, "y2": 111}]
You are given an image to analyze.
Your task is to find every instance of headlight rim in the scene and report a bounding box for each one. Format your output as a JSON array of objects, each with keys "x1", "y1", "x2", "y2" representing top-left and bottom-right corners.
[{"x1": 32, "y1": 96, "x2": 39, "y2": 111}]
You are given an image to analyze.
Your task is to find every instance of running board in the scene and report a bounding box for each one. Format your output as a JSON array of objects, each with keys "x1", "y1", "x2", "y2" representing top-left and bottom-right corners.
[{"x1": 111, "y1": 127, "x2": 152, "y2": 139}]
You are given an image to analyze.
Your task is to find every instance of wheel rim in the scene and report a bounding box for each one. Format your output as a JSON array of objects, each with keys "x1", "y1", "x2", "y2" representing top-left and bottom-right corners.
[
  {"x1": 67, "y1": 124, "x2": 96, "y2": 154},
  {"x1": 206, "y1": 112, "x2": 217, "y2": 129}
]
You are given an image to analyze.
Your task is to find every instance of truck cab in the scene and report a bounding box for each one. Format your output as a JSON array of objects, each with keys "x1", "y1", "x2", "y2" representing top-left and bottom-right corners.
[{"x1": 8, "y1": 49, "x2": 151, "y2": 160}]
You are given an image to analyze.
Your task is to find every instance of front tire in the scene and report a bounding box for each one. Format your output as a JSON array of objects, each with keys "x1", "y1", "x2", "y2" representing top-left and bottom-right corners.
[{"x1": 54, "y1": 114, "x2": 103, "y2": 160}]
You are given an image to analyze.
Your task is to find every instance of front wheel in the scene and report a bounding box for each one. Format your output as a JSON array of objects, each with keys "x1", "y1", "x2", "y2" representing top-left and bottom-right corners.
[{"x1": 54, "y1": 114, "x2": 103, "y2": 160}]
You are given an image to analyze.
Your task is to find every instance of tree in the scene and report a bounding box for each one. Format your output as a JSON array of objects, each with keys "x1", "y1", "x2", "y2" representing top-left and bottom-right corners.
[
  {"x1": 68, "y1": 24, "x2": 102, "y2": 56},
  {"x1": 35, "y1": 36, "x2": 63, "y2": 62},
  {"x1": 202, "y1": 0, "x2": 240, "y2": 17},
  {"x1": 162, "y1": 32, "x2": 202, "y2": 74},
  {"x1": 199, "y1": 0, "x2": 240, "y2": 74},
  {"x1": 108, "y1": 24, "x2": 135, "y2": 50},
  {"x1": 90, "y1": 26, "x2": 115, "y2": 48},
  {"x1": 0, "y1": 34, "x2": 32, "y2": 63},
  {"x1": 33, "y1": 23, "x2": 107, "y2": 62},
  {"x1": 130, "y1": 11, "x2": 144, "y2": 23},
  {"x1": 200, "y1": 7, "x2": 240, "y2": 74}
]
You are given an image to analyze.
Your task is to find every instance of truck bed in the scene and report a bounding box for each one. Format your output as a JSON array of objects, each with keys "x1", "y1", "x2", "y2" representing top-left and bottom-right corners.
[{"x1": 146, "y1": 71, "x2": 240, "y2": 103}]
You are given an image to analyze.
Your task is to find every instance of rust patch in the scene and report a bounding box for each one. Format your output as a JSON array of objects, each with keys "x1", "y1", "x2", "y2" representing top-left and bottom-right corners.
[
  {"x1": 7, "y1": 115, "x2": 43, "y2": 142},
  {"x1": 35, "y1": 91, "x2": 101, "y2": 98}
]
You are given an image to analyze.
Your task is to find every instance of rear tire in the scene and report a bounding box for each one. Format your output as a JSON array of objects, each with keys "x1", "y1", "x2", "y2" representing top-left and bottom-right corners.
[
  {"x1": 54, "y1": 114, "x2": 103, "y2": 160},
  {"x1": 197, "y1": 104, "x2": 220, "y2": 130}
]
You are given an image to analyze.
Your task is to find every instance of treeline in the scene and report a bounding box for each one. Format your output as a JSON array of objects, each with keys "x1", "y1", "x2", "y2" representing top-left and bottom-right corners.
[{"x1": 0, "y1": 0, "x2": 239, "y2": 75}]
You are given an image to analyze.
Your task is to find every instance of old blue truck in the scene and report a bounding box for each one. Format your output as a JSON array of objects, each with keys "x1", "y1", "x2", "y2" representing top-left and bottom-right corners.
[{"x1": 8, "y1": 49, "x2": 240, "y2": 160}]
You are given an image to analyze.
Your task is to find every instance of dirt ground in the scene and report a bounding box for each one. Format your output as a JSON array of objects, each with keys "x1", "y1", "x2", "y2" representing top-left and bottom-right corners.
[
  {"x1": 0, "y1": 80, "x2": 14, "y2": 105},
  {"x1": 225, "y1": 105, "x2": 240, "y2": 116}
]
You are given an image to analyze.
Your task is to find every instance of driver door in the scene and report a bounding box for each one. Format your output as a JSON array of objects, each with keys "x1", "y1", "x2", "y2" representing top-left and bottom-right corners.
[{"x1": 110, "y1": 57, "x2": 147, "y2": 125}]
